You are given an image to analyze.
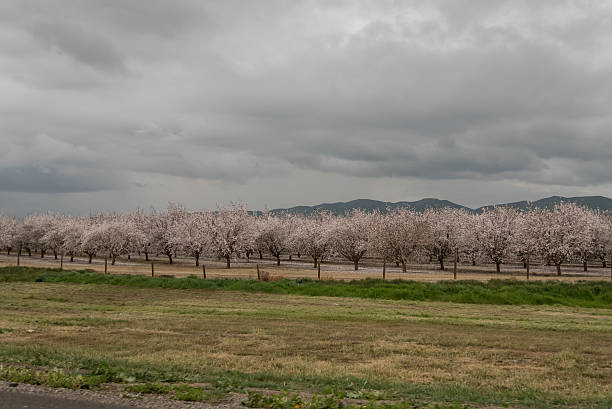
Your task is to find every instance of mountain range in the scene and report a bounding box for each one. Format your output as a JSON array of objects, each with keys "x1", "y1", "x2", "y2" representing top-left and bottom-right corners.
[{"x1": 270, "y1": 196, "x2": 612, "y2": 215}]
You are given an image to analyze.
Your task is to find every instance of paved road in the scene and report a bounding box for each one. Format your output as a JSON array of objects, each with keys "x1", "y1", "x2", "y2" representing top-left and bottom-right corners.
[{"x1": 0, "y1": 390, "x2": 137, "y2": 409}]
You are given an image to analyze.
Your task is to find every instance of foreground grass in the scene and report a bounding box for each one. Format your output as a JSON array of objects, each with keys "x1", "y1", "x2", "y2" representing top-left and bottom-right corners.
[
  {"x1": 2, "y1": 266, "x2": 612, "y2": 308},
  {"x1": 1, "y1": 277, "x2": 612, "y2": 408}
]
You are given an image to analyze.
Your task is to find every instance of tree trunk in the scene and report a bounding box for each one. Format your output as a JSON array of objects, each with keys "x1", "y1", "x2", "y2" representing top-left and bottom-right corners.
[
  {"x1": 259, "y1": 250, "x2": 263, "y2": 260},
  {"x1": 523, "y1": 261, "x2": 527, "y2": 269},
  {"x1": 70, "y1": 255, "x2": 74, "y2": 262},
  {"x1": 583, "y1": 261, "x2": 587, "y2": 272},
  {"x1": 289, "y1": 255, "x2": 292, "y2": 261},
  {"x1": 167, "y1": 254, "x2": 173, "y2": 264},
  {"x1": 496, "y1": 261, "x2": 501, "y2": 273},
  {"x1": 7, "y1": 248, "x2": 10, "y2": 255},
  {"x1": 27, "y1": 248, "x2": 32, "y2": 257},
  {"x1": 354, "y1": 259, "x2": 358, "y2": 271},
  {"x1": 54, "y1": 250, "x2": 58, "y2": 260},
  {"x1": 556, "y1": 263, "x2": 561, "y2": 276},
  {"x1": 195, "y1": 253, "x2": 199, "y2": 267},
  {"x1": 276, "y1": 255, "x2": 280, "y2": 266},
  {"x1": 88, "y1": 254, "x2": 93, "y2": 263},
  {"x1": 401, "y1": 259, "x2": 406, "y2": 273},
  {"x1": 226, "y1": 255, "x2": 231, "y2": 269},
  {"x1": 313, "y1": 257, "x2": 318, "y2": 268},
  {"x1": 127, "y1": 254, "x2": 131, "y2": 260},
  {"x1": 112, "y1": 255, "x2": 116, "y2": 265},
  {"x1": 41, "y1": 250, "x2": 45, "y2": 258},
  {"x1": 439, "y1": 256, "x2": 445, "y2": 271},
  {"x1": 603, "y1": 259, "x2": 607, "y2": 268},
  {"x1": 145, "y1": 251, "x2": 149, "y2": 261},
  {"x1": 395, "y1": 260, "x2": 400, "y2": 267}
]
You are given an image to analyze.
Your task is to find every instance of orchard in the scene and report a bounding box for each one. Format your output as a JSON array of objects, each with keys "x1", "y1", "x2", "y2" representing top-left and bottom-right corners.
[{"x1": 1, "y1": 202, "x2": 611, "y2": 277}]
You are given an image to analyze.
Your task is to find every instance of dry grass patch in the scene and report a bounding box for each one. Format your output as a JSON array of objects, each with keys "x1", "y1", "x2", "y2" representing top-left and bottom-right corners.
[{"x1": 0, "y1": 282, "x2": 611, "y2": 408}]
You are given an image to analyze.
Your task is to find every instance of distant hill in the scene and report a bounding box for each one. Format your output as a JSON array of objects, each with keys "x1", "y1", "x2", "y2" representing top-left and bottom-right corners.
[
  {"x1": 270, "y1": 196, "x2": 612, "y2": 215},
  {"x1": 477, "y1": 196, "x2": 612, "y2": 213},
  {"x1": 270, "y1": 198, "x2": 469, "y2": 216}
]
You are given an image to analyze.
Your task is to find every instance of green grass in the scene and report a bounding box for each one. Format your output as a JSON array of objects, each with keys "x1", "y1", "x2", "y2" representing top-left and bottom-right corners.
[
  {"x1": 242, "y1": 391, "x2": 471, "y2": 409},
  {"x1": 1, "y1": 266, "x2": 612, "y2": 308}
]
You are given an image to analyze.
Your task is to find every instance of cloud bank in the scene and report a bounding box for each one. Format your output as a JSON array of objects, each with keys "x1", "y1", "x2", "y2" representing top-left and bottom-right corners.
[{"x1": 1, "y1": 0, "x2": 611, "y2": 215}]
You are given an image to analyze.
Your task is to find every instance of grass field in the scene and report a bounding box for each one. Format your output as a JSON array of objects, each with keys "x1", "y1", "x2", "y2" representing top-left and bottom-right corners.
[
  {"x1": 1, "y1": 267, "x2": 611, "y2": 408},
  {"x1": 2, "y1": 266, "x2": 612, "y2": 308}
]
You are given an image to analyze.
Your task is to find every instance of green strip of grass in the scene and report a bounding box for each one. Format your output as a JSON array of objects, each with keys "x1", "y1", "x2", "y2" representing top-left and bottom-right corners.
[{"x1": 1, "y1": 266, "x2": 612, "y2": 308}]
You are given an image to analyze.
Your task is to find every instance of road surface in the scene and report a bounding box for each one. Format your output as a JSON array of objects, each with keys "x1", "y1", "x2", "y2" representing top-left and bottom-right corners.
[{"x1": 0, "y1": 390, "x2": 136, "y2": 409}]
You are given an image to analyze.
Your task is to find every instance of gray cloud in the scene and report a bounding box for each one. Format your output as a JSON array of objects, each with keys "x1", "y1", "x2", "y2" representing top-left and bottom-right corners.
[
  {"x1": 0, "y1": 166, "x2": 121, "y2": 193},
  {"x1": 1, "y1": 0, "x2": 612, "y2": 214},
  {"x1": 28, "y1": 20, "x2": 125, "y2": 73}
]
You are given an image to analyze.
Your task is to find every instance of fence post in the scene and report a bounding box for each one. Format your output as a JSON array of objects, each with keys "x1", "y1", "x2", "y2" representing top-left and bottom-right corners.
[
  {"x1": 151, "y1": 262, "x2": 154, "y2": 277},
  {"x1": 202, "y1": 264, "x2": 206, "y2": 279},
  {"x1": 526, "y1": 251, "x2": 530, "y2": 280},
  {"x1": 256, "y1": 264, "x2": 260, "y2": 280},
  {"x1": 104, "y1": 257, "x2": 108, "y2": 274},
  {"x1": 382, "y1": 258, "x2": 386, "y2": 281},
  {"x1": 453, "y1": 248, "x2": 458, "y2": 280}
]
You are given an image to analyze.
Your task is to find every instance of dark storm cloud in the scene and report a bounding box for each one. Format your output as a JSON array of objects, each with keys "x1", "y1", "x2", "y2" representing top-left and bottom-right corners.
[{"x1": 1, "y1": 0, "x2": 612, "y2": 213}]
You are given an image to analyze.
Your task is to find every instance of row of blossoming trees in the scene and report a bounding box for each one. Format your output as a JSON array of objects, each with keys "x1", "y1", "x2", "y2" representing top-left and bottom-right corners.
[{"x1": 0, "y1": 203, "x2": 611, "y2": 276}]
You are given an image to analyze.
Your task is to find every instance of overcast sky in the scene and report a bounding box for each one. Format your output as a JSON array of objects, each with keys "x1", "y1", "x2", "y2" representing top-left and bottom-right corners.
[{"x1": 1, "y1": 0, "x2": 611, "y2": 216}]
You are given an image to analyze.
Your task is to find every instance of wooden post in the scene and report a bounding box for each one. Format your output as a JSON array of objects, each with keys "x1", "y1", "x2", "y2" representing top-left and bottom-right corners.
[
  {"x1": 202, "y1": 264, "x2": 206, "y2": 279},
  {"x1": 317, "y1": 259, "x2": 321, "y2": 280},
  {"x1": 104, "y1": 257, "x2": 108, "y2": 274},
  {"x1": 453, "y1": 248, "x2": 458, "y2": 280},
  {"x1": 60, "y1": 252, "x2": 64, "y2": 270},
  {"x1": 256, "y1": 264, "x2": 260, "y2": 280},
  {"x1": 526, "y1": 251, "x2": 530, "y2": 280},
  {"x1": 151, "y1": 262, "x2": 154, "y2": 277},
  {"x1": 382, "y1": 258, "x2": 386, "y2": 281}
]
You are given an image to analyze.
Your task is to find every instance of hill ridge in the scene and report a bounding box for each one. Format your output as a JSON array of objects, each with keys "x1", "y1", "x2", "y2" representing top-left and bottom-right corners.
[{"x1": 270, "y1": 195, "x2": 612, "y2": 215}]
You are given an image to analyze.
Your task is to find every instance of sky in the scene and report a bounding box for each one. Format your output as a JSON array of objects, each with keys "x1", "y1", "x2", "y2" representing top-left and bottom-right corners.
[{"x1": 1, "y1": 0, "x2": 612, "y2": 216}]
